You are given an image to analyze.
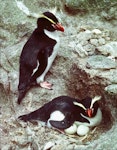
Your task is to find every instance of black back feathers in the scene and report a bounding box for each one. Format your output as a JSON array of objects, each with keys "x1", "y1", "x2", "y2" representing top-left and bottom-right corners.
[{"x1": 18, "y1": 96, "x2": 101, "y2": 129}]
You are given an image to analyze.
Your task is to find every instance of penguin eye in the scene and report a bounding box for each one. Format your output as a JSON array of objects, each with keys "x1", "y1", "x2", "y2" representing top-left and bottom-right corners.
[{"x1": 62, "y1": 121, "x2": 65, "y2": 124}]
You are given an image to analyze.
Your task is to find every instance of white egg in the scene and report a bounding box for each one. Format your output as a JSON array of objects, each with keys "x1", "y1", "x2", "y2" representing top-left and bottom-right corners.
[
  {"x1": 64, "y1": 124, "x2": 77, "y2": 135},
  {"x1": 77, "y1": 125, "x2": 89, "y2": 136}
]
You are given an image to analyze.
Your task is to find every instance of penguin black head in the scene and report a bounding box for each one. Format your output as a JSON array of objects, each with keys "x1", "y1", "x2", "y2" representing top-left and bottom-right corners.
[
  {"x1": 74, "y1": 96, "x2": 101, "y2": 118},
  {"x1": 37, "y1": 11, "x2": 64, "y2": 32}
]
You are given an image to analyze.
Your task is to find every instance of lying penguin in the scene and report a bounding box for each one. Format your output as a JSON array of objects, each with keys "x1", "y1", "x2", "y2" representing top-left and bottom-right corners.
[
  {"x1": 17, "y1": 11, "x2": 64, "y2": 104},
  {"x1": 18, "y1": 96, "x2": 102, "y2": 136}
]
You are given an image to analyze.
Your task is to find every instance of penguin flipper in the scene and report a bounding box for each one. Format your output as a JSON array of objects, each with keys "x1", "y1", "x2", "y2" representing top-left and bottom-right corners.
[
  {"x1": 30, "y1": 50, "x2": 49, "y2": 83},
  {"x1": 49, "y1": 118, "x2": 74, "y2": 129}
]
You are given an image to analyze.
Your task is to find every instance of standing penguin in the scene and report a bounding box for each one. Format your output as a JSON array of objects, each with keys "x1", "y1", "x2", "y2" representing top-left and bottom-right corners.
[
  {"x1": 18, "y1": 96, "x2": 102, "y2": 135},
  {"x1": 17, "y1": 11, "x2": 64, "y2": 104}
]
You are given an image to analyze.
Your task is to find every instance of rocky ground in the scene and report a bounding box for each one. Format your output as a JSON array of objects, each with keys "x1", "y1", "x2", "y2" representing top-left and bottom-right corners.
[{"x1": 0, "y1": 0, "x2": 117, "y2": 150}]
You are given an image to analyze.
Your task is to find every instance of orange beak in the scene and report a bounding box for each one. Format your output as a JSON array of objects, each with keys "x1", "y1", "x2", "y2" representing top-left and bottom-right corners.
[
  {"x1": 52, "y1": 23, "x2": 64, "y2": 32},
  {"x1": 86, "y1": 109, "x2": 93, "y2": 118}
]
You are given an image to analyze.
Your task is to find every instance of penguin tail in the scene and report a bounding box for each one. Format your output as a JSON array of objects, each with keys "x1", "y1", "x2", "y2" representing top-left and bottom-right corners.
[
  {"x1": 18, "y1": 108, "x2": 43, "y2": 122},
  {"x1": 17, "y1": 81, "x2": 38, "y2": 104},
  {"x1": 18, "y1": 110, "x2": 37, "y2": 122},
  {"x1": 18, "y1": 114, "x2": 30, "y2": 122},
  {"x1": 17, "y1": 90, "x2": 27, "y2": 104}
]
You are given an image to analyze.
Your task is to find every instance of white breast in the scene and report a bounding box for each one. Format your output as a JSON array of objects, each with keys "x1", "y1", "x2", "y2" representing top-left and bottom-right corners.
[
  {"x1": 75, "y1": 108, "x2": 102, "y2": 127},
  {"x1": 36, "y1": 30, "x2": 60, "y2": 83},
  {"x1": 44, "y1": 29, "x2": 60, "y2": 42},
  {"x1": 44, "y1": 29, "x2": 60, "y2": 62}
]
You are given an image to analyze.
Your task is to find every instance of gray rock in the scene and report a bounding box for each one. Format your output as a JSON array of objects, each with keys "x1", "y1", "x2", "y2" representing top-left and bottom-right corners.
[
  {"x1": 0, "y1": 0, "x2": 34, "y2": 47},
  {"x1": 98, "y1": 70, "x2": 117, "y2": 84},
  {"x1": 69, "y1": 42, "x2": 88, "y2": 57},
  {"x1": 86, "y1": 55, "x2": 117, "y2": 69},
  {"x1": 1, "y1": 145, "x2": 11, "y2": 150},
  {"x1": 44, "y1": 141, "x2": 55, "y2": 150},
  {"x1": 90, "y1": 39, "x2": 99, "y2": 46},
  {"x1": 92, "y1": 29, "x2": 102, "y2": 34},
  {"x1": 84, "y1": 44, "x2": 95, "y2": 55},
  {"x1": 105, "y1": 84, "x2": 117, "y2": 95},
  {"x1": 98, "y1": 38, "x2": 106, "y2": 45},
  {"x1": 77, "y1": 30, "x2": 92, "y2": 42},
  {"x1": 12, "y1": 136, "x2": 30, "y2": 145},
  {"x1": 64, "y1": 0, "x2": 116, "y2": 15},
  {"x1": 96, "y1": 42, "x2": 117, "y2": 59},
  {"x1": 101, "y1": 6, "x2": 117, "y2": 21}
]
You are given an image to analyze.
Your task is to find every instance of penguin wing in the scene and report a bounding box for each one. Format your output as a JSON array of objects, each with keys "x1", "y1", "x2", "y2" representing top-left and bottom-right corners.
[
  {"x1": 49, "y1": 112, "x2": 75, "y2": 129},
  {"x1": 30, "y1": 46, "x2": 54, "y2": 82}
]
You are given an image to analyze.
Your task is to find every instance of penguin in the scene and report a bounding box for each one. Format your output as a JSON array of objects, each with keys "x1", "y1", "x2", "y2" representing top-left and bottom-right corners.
[
  {"x1": 18, "y1": 96, "x2": 102, "y2": 133},
  {"x1": 74, "y1": 95, "x2": 102, "y2": 127},
  {"x1": 17, "y1": 11, "x2": 64, "y2": 104}
]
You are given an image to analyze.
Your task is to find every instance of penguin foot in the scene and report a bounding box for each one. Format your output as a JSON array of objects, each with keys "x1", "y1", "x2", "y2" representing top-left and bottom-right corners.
[
  {"x1": 53, "y1": 127, "x2": 65, "y2": 134},
  {"x1": 40, "y1": 81, "x2": 53, "y2": 90}
]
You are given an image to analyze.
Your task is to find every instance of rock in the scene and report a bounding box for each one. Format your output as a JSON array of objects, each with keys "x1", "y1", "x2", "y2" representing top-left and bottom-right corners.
[
  {"x1": 12, "y1": 136, "x2": 29, "y2": 145},
  {"x1": 0, "y1": 1, "x2": 34, "y2": 48},
  {"x1": 92, "y1": 29, "x2": 102, "y2": 34},
  {"x1": 101, "y1": 6, "x2": 117, "y2": 21},
  {"x1": 67, "y1": 145, "x2": 75, "y2": 150},
  {"x1": 77, "y1": 30, "x2": 92, "y2": 42},
  {"x1": 86, "y1": 55, "x2": 117, "y2": 69},
  {"x1": 8, "y1": 71, "x2": 19, "y2": 93},
  {"x1": 0, "y1": 41, "x2": 25, "y2": 93},
  {"x1": 69, "y1": 30, "x2": 94, "y2": 56},
  {"x1": 43, "y1": 141, "x2": 55, "y2": 150},
  {"x1": 0, "y1": 68, "x2": 9, "y2": 91},
  {"x1": 1, "y1": 145, "x2": 11, "y2": 150},
  {"x1": 26, "y1": 126, "x2": 35, "y2": 136},
  {"x1": 91, "y1": 124, "x2": 117, "y2": 150},
  {"x1": 96, "y1": 42, "x2": 117, "y2": 59},
  {"x1": 98, "y1": 70, "x2": 117, "y2": 84},
  {"x1": 84, "y1": 44, "x2": 95, "y2": 55},
  {"x1": 105, "y1": 84, "x2": 117, "y2": 95},
  {"x1": 64, "y1": 0, "x2": 87, "y2": 14},
  {"x1": 75, "y1": 44, "x2": 88, "y2": 57},
  {"x1": 90, "y1": 39, "x2": 99, "y2": 46},
  {"x1": 85, "y1": 30, "x2": 92, "y2": 33},
  {"x1": 98, "y1": 38, "x2": 106, "y2": 45},
  {"x1": 64, "y1": 0, "x2": 115, "y2": 15}
]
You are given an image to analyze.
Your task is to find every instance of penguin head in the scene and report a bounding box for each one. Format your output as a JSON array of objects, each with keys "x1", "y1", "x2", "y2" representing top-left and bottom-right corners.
[
  {"x1": 74, "y1": 96, "x2": 101, "y2": 118},
  {"x1": 37, "y1": 11, "x2": 64, "y2": 32}
]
